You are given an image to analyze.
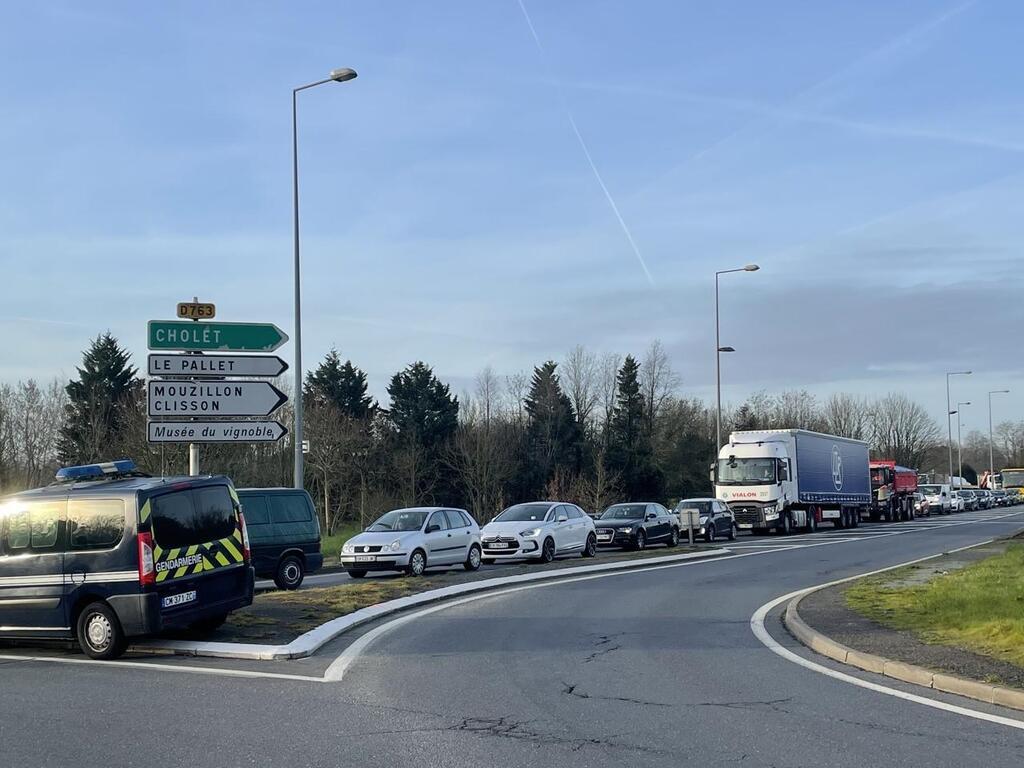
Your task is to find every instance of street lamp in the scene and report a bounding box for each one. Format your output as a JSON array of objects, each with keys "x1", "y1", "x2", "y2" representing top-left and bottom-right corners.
[
  {"x1": 292, "y1": 67, "x2": 358, "y2": 489},
  {"x1": 955, "y1": 401, "x2": 970, "y2": 486},
  {"x1": 945, "y1": 370, "x2": 971, "y2": 487},
  {"x1": 715, "y1": 264, "x2": 759, "y2": 450},
  {"x1": 988, "y1": 389, "x2": 1010, "y2": 482}
]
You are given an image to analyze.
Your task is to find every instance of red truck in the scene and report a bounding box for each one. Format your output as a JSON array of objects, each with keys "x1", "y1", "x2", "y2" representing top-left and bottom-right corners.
[{"x1": 869, "y1": 460, "x2": 918, "y2": 522}]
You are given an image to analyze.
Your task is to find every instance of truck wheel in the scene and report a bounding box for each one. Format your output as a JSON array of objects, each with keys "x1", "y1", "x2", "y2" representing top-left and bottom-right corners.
[
  {"x1": 778, "y1": 513, "x2": 792, "y2": 536},
  {"x1": 851, "y1": 509, "x2": 860, "y2": 528},
  {"x1": 834, "y1": 510, "x2": 845, "y2": 529},
  {"x1": 806, "y1": 511, "x2": 818, "y2": 533}
]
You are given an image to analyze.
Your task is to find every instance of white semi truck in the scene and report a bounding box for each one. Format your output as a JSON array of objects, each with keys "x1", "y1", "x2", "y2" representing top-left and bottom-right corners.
[{"x1": 712, "y1": 429, "x2": 872, "y2": 534}]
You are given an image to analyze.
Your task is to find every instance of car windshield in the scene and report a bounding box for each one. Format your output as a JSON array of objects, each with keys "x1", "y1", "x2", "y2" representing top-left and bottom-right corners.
[
  {"x1": 717, "y1": 458, "x2": 776, "y2": 485},
  {"x1": 919, "y1": 485, "x2": 941, "y2": 495},
  {"x1": 367, "y1": 509, "x2": 429, "y2": 532},
  {"x1": 494, "y1": 503, "x2": 551, "y2": 522},
  {"x1": 674, "y1": 500, "x2": 712, "y2": 515},
  {"x1": 601, "y1": 504, "x2": 647, "y2": 520}
]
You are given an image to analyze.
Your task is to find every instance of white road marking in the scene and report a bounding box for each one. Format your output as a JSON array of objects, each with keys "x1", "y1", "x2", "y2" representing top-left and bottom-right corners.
[{"x1": 749, "y1": 539, "x2": 1024, "y2": 731}]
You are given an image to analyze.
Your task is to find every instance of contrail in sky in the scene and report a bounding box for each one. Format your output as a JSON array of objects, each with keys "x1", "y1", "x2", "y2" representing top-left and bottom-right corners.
[{"x1": 516, "y1": 0, "x2": 655, "y2": 286}]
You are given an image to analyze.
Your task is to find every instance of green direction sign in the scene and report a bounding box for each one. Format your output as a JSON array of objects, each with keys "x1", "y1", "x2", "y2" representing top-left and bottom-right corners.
[{"x1": 148, "y1": 320, "x2": 289, "y2": 352}]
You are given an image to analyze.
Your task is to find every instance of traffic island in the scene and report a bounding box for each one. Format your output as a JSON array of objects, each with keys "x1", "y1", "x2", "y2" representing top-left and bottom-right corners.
[
  {"x1": 135, "y1": 544, "x2": 725, "y2": 660},
  {"x1": 785, "y1": 535, "x2": 1024, "y2": 711}
]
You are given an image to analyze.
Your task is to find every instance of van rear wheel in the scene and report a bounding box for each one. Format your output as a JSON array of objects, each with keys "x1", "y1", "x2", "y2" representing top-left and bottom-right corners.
[
  {"x1": 76, "y1": 602, "x2": 127, "y2": 660},
  {"x1": 274, "y1": 555, "x2": 305, "y2": 590}
]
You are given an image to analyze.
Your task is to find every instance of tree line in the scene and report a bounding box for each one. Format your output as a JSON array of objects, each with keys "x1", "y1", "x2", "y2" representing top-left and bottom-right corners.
[{"x1": 3, "y1": 333, "x2": 1023, "y2": 532}]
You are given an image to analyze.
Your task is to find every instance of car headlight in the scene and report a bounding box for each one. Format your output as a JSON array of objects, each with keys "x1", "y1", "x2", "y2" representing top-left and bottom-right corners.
[
  {"x1": 698, "y1": 516, "x2": 709, "y2": 523},
  {"x1": 390, "y1": 540, "x2": 402, "y2": 552},
  {"x1": 620, "y1": 527, "x2": 632, "y2": 534},
  {"x1": 520, "y1": 528, "x2": 542, "y2": 538},
  {"x1": 342, "y1": 543, "x2": 353, "y2": 554}
]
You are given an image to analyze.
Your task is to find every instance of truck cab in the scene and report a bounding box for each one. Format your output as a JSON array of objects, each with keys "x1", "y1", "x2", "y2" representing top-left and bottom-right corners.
[{"x1": 712, "y1": 439, "x2": 793, "y2": 533}]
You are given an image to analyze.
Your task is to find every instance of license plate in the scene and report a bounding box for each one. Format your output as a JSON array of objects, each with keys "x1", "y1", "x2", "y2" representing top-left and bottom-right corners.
[
  {"x1": 597, "y1": 535, "x2": 612, "y2": 541},
  {"x1": 738, "y1": 523, "x2": 753, "y2": 529},
  {"x1": 161, "y1": 590, "x2": 197, "y2": 608},
  {"x1": 488, "y1": 542, "x2": 509, "y2": 549},
  {"x1": 355, "y1": 555, "x2": 376, "y2": 562}
]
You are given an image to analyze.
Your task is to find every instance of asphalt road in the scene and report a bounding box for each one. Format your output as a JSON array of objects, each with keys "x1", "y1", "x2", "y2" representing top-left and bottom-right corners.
[{"x1": 4, "y1": 509, "x2": 1024, "y2": 768}]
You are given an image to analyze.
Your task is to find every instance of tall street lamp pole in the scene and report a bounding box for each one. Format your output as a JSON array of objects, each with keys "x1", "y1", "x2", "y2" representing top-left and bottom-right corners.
[
  {"x1": 292, "y1": 67, "x2": 358, "y2": 490},
  {"x1": 956, "y1": 401, "x2": 970, "y2": 486},
  {"x1": 715, "y1": 264, "x2": 759, "y2": 451},
  {"x1": 945, "y1": 371, "x2": 971, "y2": 486},
  {"x1": 988, "y1": 389, "x2": 1010, "y2": 482}
]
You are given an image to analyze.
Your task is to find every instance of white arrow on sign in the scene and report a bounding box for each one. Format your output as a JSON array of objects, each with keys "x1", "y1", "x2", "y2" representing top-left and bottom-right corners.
[
  {"x1": 147, "y1": 420, "x2": 288, "y2": 444},
  {"x1": 147, "y1": 380, "x2": 288, "y2": 417},
  {"x1": 148, "y1": 354, "x2": 288, "y2": 378}
]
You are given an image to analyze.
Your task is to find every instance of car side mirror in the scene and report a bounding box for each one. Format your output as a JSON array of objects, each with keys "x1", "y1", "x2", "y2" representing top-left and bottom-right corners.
[
  {"x1": 426, "y1": 524, "x2": 441, "y2": 533},
  {"x1": 557, "y1": 514, "x2": 568, "y2": 523},
  {"x1": 645, "y1": 513, "x2": 657, "y2": 521}
]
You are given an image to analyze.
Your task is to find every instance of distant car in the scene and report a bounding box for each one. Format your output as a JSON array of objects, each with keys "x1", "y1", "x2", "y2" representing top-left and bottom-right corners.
[
  {"x1": 481, "y1": 502, "x2": 596, "y2": 563},
  {"x1": 975, "y1": 489, "x2": 992, "y2": 509},
  {"x1": 948, "y1": 491, "x2": 966, "y2": 513},
  {"x1": 918, "y1": 484, "x2": 952, "y2": 515},
  {"x1": 672, "y1": 498, "x2": 736, "y2": 542},
  {"x1": 341, "y1": 507, "x2": 482, "y2": 578},
  {"x1": 593, "y1": 503, "x2": 679, "y2": 550},
  {"x1": 237, "y1": 488, "x2": 323, "y2": 590},
  {"x1": 911, "y1": 492, "x2": 927, "y2": 517},
  {"x1": 1007, "y1": 489, "x2": 1023, "y2": 506}
]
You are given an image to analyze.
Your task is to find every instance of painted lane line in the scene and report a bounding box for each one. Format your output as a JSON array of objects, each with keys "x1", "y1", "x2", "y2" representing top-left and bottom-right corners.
[{"x1": 749, "y1": 540, "x2": 1024, "y2": 732}]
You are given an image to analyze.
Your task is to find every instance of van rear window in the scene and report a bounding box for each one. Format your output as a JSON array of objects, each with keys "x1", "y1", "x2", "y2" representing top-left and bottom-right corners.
[{"x1": 151, "y1": 486, "x2": 236, "y2": 549}]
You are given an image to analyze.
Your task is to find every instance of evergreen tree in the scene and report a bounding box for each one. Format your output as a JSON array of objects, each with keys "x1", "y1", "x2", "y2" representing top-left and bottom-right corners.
[
  {"x1": 58, "y1": 334, "x2": 142, "y2": 464},
  {"x1": 304, "y1": 349, "x2": 374, "y2": 418},
  {"x1": 524, "y1": 361, "x2": 580, "y2": 491},
  {"x1": 606, "y1": 355, "x2": 661, "y2": 499},
  {"x1": 387, "y1": 362, "x2": 458, "y2": 447},
  {"x1": 733, "y1": 403, "x2": 759, "y2": 431}
]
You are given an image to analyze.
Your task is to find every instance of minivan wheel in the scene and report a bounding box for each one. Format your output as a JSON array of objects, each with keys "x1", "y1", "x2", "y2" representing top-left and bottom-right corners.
[
  {"x1": 407, "y1": 549, "x2": 427, "y2": 577},
  {"x1": 274, "y1": 555, "x2": 305, "y2": 590},
  {"x1": 582, "y1": 533, "x2": 598, "y2": 557},
  {"x1": 76, "y1": 602, "x2": 127, "y2": 660},
  {"x1": 464, "y1": 545, "x2": 482, "y2": 571}
]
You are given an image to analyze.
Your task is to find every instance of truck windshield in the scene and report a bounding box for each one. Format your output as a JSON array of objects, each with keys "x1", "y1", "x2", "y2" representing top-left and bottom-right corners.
[
  {"x1": 717, "y1": 458, "x2": 776, "y2": 485},
  {"x1": 1000, "y1": 469, "x2": 1024, "y2": 489}
]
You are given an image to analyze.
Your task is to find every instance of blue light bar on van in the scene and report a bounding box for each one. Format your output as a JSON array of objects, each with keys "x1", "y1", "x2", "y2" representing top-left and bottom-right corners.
[{"x1": 55, "y1": 459, "x2": 137, "y2": 481}]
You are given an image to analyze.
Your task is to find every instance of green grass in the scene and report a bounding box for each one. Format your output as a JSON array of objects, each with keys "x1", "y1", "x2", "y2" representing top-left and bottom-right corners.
[
  {"x1": 320, "y1": 522, "x2": 364, "y2": 563},
  {"x1": 846, "y1": 543, "x2": 1024, "y2": 668}
]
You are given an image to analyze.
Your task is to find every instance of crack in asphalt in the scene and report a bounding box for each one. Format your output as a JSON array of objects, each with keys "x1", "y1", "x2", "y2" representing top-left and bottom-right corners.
[
  {"x1": 699, "y1": 696, "x2": 794, "y2": 714},
  {"x1": 452, "y1": 716, "x2": 681, "y2": 757},
  {"x1": 561, "y1": 681, "x2": 671, "y2": 708}
]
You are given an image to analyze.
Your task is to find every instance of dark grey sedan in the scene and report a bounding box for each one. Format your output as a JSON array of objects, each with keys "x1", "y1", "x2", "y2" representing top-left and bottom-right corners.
[{"x1": 594, "y1": 503, "x2": 680, "y2": 550}]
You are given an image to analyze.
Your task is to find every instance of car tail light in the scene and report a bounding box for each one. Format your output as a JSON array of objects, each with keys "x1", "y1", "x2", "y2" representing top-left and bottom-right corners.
[
  {"x1": 239, "y1": 512, "x2": 251, "y2": 562},
  {"x1": 138, "y1": 531, "x2": 155, "y2": 586}
]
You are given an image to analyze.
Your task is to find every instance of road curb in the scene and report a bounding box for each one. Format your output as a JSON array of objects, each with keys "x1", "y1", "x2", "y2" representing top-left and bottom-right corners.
[
  {"x1": 784, "y1": 589, "x2": 1024, "y2": 713},
  {"x1": 132, "y1": 547, "x2": 729, "y2": 661}
]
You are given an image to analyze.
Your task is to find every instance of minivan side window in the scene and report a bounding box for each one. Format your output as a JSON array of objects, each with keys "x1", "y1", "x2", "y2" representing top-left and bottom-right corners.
[
  {"x1": 241, "y1": 495, "x2": 271, "y2": 525},
  {"x1": 68, "y1": 499, "x2": 126, "y2": 550},
  {"x1": 2, "y1": 499, "x2": 64, "y2": 553},
  {"x1": 270, "y1": 495, "x2": 312, "y2": 524}
]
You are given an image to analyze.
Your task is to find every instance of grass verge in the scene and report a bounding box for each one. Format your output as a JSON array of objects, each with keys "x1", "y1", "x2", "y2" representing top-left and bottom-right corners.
[{"x1": 846, "y1": 542, "x2": 1024, "y2": 669}]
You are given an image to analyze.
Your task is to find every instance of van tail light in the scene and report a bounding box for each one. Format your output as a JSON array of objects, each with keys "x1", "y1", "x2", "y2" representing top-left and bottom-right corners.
[
  {"x1": 239, "y1": 513, "x2": 251, "y2": 563},
  {"x1": 138, "y1": 532, "x2": 156, "y2": 586}
]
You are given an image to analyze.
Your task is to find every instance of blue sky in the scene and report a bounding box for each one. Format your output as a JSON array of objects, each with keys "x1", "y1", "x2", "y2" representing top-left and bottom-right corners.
[{"x1": 1, "y1": 0, "x2": 1021, "y2": 433}]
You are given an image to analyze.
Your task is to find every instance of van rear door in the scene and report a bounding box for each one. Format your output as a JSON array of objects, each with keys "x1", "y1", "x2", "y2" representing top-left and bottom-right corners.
[{"x1": 145, "y1": 484, "x2": 248, "y2": 622}]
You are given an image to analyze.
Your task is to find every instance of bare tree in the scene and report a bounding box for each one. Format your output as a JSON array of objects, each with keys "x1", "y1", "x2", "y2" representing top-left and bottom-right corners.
[
  {"x1": 504, "y1": 371, "x2": 529, "y2": 427},
  {"x1": 563, "y1": 345, "x2": 599, "y2": 429},
  {"x1": 597, "y1": 352, "x2": 622, "y2": 440},
  {"x1": 445, "y1": 405, "x2": 516, "y2": 521},
  {"x1": 995, "y1": 420, "x2": 1024, "y2": 467},
  {"x1": 474, "y1": 366, "x2": 502, "y2": 427},
  {"x1": 822, "y1": 393, "x2": 872, "y2": 440},
  {"x1": 870, "y1": 393, "x2": 940, "y2": 468},
  {"x1": 640, "y1": 340, "x2": 680, "y2": 434}
]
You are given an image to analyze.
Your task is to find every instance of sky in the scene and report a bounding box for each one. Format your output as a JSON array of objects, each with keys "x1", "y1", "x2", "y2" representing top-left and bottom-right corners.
[{"x1": 1, "y1": 0, "x2": 1022, "y2": 436}]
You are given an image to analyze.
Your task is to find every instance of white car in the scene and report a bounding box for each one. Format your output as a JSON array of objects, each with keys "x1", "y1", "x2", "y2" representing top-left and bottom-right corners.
[
  {"x1": 341, "y1": 507, "x2": 482, "y2": 578},
  {"x1": 949, "y1": 491, "x2": 967, "y2": 513},
  {"x1": 481, "y1": 502, "x2": 597, "y2": 563}
]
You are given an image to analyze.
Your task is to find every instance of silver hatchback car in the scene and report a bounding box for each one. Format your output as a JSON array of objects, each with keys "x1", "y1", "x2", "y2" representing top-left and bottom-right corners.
[{"x1": 341, "y1": 507, "x2": 482, "y2": 578}]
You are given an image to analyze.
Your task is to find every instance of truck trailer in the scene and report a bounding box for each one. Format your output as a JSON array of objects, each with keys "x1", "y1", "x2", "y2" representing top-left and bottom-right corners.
[{"x1": 713, "y1": 429, "x2": 871, "y2": 534}]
